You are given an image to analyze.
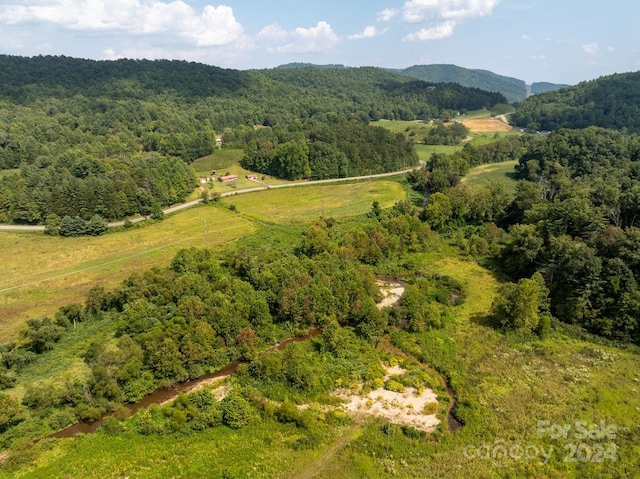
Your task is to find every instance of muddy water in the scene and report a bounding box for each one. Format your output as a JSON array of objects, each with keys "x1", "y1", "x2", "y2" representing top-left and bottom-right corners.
[{"x1": 49, "y1": 329, "x2": 321, "y2": 439}]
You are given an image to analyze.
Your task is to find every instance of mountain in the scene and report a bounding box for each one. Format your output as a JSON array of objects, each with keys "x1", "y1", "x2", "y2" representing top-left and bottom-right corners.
[
  {"x1": 511, "y1": 71, "x2": 640, "y2": 131},
  {"x1": 531, "y1": 81, "x2": 570, "y2": 95},
  {"x1": 393, "y1": 64, "x2": 526, "y2": 103},
  {"x1": 275, "y1": 62, "x2": 345, "y2": 70}
]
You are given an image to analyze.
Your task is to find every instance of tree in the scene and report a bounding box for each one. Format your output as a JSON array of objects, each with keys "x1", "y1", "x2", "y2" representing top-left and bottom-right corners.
[
  {"x1": 424, "y1": 192, "x2": 452, "y2": 230},
  {"x1": 491, "y1": 272, "x2": 548, "y2": 334}
]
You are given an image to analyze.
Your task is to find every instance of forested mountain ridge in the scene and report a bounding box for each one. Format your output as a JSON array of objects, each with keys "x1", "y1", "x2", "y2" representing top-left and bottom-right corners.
[
  {"x1": 279, "y1": 63, "x2": 570, "y2": 103},
  {"x1": 512, "y1": 70, "x2": 640, "y2": 131},
  {"x1": 393, "y1": 64, "x2": 526, "y2": 103},
  {"x1": 531, "y1": 81, "x2": 570, "y2": 95}
]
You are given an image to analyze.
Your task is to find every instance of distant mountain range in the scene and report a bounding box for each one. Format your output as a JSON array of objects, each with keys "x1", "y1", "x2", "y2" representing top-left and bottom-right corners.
[{"x1": 277, "y1": 63, "x2": 570, "y2": 103}]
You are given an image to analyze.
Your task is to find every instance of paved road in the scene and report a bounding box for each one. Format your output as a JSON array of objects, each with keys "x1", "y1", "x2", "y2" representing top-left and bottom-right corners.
[{"x1": 0, "y1": 166, "x2": 418, "y2": 232}]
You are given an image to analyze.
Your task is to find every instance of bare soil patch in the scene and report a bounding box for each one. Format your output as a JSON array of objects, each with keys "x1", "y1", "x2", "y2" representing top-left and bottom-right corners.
[
  {"x1": 462, "y1": 118, "x2": 512, "y2": 132},
  {"x1": 333, "y1": 365, "x2": 440, "y2": 432},
  {"x1": 376, "y1": 280, "x2": 404, "y2": 309}
]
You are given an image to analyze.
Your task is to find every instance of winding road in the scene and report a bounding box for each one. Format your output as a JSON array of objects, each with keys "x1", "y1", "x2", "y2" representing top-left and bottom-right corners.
[{"x1": 0, "y1": 167, "x2": 419, "y2": 232}]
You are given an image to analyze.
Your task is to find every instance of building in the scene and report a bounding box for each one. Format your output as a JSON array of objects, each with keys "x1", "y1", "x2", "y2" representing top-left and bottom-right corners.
[
  {"x1": 218, "y1": 174, "x2": 238, "y2": 183},
  {"x1": 246, "y1": 174, "x2": 259, "y2": 180}
]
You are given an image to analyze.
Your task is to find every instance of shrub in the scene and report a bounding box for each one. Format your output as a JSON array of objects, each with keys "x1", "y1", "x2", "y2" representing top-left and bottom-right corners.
[
  {"x1": 423, "y1": 401, "x2": 438, "y2": 414},
  {"x1": 221, "y1": 393, "x2": 255, "y2": 429},
  {"x1": 384, "y1": 379, "x2": 405, "y2": 393}
]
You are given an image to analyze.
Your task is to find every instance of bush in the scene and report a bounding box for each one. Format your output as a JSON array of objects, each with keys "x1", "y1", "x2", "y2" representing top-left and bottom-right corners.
[
  {"x1": 384, "y1": 379, "x2": 405, "y2": 393},
  {"x1": 100, "y1": 416, "x2": 124, "y2": 435},
  {"x1": 221, "y1": 393, "x2": 255, "y2": 429},
  {"x1": 423, "y1": 401, "x2": 438, "y2": 414}
]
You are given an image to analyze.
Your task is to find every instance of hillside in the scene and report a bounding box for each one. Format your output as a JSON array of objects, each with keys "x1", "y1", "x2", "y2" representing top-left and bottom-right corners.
[
  {"x1": 394, "y1": 64, "x2": 527, "y2": 103},
  {"x1": 531, "y1": 81, "x2": 570, "y2": 95},
  {"x1": 512, "y1": 71, "x2": 640, "y2": 131}
]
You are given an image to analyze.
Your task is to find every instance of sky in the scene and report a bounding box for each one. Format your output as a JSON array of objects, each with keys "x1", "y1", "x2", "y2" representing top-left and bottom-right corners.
[{"x1": 0, "y1": 0, "x2": 638, "y2": 85}]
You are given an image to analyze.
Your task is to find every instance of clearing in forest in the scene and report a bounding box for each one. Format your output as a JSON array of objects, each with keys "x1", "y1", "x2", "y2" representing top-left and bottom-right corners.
[{"x1": 462, "y1": 118, "x2": 513, "y2": 132}]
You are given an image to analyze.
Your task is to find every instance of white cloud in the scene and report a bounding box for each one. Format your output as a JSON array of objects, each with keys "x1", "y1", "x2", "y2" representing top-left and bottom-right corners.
[
  {"x1": 608, "y1": 46, "x2": 615, "y2": 52},
  {"x1": 258, "y1": 24, "x2": 289, "y2": 41},
  {"x1": 402, "y1": 0, "x2": 501, "y2": 23},
  {"x1": 348, "y1": 26, "x2": 386, "y2": 40},
  {"x1": 0, "y1": 1, "x2": 244, "y2": 47},
  {"x1": 377, "y1": 8, "x2": 398, "y2": 22},
  {"x1": 582, "y1": 42, "x2": 599, "y2": 55},
  {"x1": 402, "y1": 0, "x2": 500, "y2": 41},
  {"x1": 530, "y1": 54, "x2": 545, "y2": 61},
  {"x1": 404, "y1": 20, "x2": 456, "y2": 41},
  {"x1": 521, "y1": 34, "x2": 531, "y2": 40},
  {"x1": 261, "y1": 21, "x2": 340, "y2": 54}
]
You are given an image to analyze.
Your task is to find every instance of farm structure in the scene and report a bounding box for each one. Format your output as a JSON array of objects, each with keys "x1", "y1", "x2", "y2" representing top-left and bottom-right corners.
[{"x1": 218, "y1": 174, "x2": 238, "y2": 183}]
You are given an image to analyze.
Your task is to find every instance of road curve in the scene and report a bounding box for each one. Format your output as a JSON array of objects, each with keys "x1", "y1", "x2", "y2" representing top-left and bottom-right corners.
[{"x1": 0, "y1": 166, "x2": 418, "y2": 232}]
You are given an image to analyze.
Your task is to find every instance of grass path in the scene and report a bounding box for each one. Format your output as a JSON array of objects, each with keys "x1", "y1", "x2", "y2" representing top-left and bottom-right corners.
[{"x1": 292, "y1": 423, "x2": 363, "y2": 479}]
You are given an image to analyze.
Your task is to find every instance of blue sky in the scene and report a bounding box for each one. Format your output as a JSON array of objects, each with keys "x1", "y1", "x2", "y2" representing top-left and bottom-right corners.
[{"x1": 0, "y1": 0, "x2": 638, "y2": 85}]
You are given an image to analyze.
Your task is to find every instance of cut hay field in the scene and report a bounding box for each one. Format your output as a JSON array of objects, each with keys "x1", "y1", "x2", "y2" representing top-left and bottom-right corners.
[
  {"x1": 461, "y1": 160, "x2": 519, "y2": 195},
  {"x1": 0, "y1": 206, "x2": 256, "y2": 342},
  {"x1": 225, "y1": 180, "x2": 405, "y2": 224},
  {"x1": 462, "y1": 118, "x2": 513, "y2": 132}
]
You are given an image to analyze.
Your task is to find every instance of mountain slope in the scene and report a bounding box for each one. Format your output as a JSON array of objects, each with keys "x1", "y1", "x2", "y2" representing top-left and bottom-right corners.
[
  {"x1": 512, "y1": 71, "x2": 640, "y2": 131},
  {"x1": 394, "y1": 64, "x2": 527, "y2": 103}
]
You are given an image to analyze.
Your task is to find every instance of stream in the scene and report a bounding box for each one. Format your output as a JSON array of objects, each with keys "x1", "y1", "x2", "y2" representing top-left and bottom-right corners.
[{"x1": 48, "y1": 329, "x2": 321, "y2": 439}]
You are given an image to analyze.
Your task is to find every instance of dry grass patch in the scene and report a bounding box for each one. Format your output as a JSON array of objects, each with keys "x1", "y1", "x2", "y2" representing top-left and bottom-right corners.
[{"x1": 462, "y1": 118, "x2": 513, "y2": 132}]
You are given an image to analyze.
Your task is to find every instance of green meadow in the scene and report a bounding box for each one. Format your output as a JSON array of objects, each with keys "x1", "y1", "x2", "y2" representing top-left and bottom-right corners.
[{"x1": 460, "y1": 160, "x2": 520, "y2": 195}]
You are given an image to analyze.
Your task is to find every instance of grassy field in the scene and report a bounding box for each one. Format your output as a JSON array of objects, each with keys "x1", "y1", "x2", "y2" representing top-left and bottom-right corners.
[
  {"x1": 415, "y1": 144, "x2": 464, "y2": 160},
  {"x1": 312, "y1": 253, "x2": 640, "y2": 478},
  {"x1": 224, "y1": 181, "x2": 406, "y2": 224},
  {"x1": 0, "y1": 181, "x2": 406, "y2": 342},
  {"x1": 189, "y1": 149, "x2": 245, "y2": 174},
  {"x1": 0, "y1": 206, "x2": 256, "y2": 342},
  {"x1": 461, "y1": 160, "x2": 519, "y2": 195}
]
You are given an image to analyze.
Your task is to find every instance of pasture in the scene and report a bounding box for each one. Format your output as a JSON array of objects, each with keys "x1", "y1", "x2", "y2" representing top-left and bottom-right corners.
[
  {"x1": 461, "y1": 160, "x2": 519, "y2": 195},
  {"x1": 223, "y1": 180, "x2": 406, "y2": 224}
]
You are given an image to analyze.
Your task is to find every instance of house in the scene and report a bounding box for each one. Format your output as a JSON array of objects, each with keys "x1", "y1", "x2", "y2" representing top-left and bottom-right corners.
[
  {"x1": 246, "y1": 174, "x2": 258, "y2": 180},
  {"x1": 218, "y1": 174, "x2": 238, "y2": 183},
  {"x1": 199, "y1": 176, "x2": 214, "y2": 184}
]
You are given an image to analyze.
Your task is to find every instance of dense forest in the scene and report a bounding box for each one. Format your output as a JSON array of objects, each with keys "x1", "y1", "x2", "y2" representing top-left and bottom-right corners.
[
  {"x1": 237, "y1": 120, "x2": 417, "y2": 180},
  {"x1": 512, "y1": 71, "x2": 640, "y2": 131},
  {"x1": 0, "y1": 55, "x2": 508, "y2": 224},
  {"x1": 530, "y1": 81, "x2": 570, "y2": 95},
  {"x1": 409, "y1": 127, "x2": 640, "y2": 343}
]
